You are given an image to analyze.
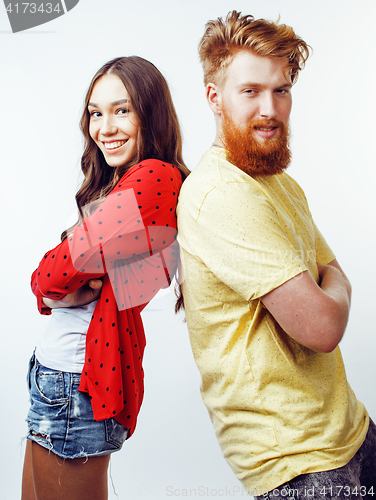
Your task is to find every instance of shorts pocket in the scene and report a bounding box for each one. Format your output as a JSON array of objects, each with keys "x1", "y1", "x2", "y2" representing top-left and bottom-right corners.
[
  {"x1": 33, "y1": 362, "x2": 68, "y2": 405},
  {"x1": 27, "y1": 352, "x2": 36, "y2": 390},
  {"x1": 105, "y1": 418, "x2": 129, "y2": 448}
]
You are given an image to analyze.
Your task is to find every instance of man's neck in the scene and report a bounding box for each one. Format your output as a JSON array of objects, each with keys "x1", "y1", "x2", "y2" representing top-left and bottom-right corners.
[{"x1": 213, "y1": 132, "x2": 225, "y2": 149}]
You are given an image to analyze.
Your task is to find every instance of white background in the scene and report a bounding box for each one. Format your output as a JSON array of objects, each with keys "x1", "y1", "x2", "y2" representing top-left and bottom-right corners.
[{"x1": 0, "y1": 0, "x2": 375, "y2": 498}]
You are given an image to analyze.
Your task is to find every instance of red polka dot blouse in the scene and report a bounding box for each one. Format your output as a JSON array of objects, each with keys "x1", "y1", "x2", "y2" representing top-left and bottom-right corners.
[{"x1": 31, "y1": 159, "x2": 182, "y2": 436}]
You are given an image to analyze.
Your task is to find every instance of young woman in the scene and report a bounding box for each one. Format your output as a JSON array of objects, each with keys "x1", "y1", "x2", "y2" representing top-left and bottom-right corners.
[{"x1": 22, "y1": 56, "x2": 189, "y2": 500}]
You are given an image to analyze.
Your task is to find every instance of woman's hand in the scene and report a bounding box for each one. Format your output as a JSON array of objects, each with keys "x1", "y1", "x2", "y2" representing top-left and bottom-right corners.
[{"x1": 42, "y1": 279, "x2": 103, "y2": 309}]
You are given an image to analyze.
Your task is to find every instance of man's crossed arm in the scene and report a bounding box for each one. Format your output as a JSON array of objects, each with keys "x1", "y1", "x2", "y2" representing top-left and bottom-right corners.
[{"x1": 261, "y1": 259, "x2": 351, "y2": 353}]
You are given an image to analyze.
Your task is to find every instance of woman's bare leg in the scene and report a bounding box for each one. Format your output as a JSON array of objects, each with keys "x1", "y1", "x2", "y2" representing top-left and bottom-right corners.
[
  {"x1": 21, "y1": 440, "x2": 111, "y2": 500},
  {"x1": 21, "y1": 440, "x2": 36, "y2": 500}
]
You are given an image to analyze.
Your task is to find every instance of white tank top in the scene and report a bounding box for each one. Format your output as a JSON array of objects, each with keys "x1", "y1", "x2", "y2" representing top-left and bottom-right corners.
[{"x1": 36, "y1": 300, "x2": 98, "y2": 373}]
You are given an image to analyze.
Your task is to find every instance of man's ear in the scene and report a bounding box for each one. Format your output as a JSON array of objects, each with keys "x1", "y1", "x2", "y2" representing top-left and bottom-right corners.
[{"x1": 206, "y1": 83, "x2": 222, "y2": 116}]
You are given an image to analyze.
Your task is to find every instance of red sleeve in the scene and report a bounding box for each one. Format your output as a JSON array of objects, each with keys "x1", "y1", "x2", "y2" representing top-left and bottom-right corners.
[
  {"x1": 31, "y1": 159, "x2": 181, "y2": 309},
  {"x1": 30, "y1": 276, "x2": 53, "y2": 315}
]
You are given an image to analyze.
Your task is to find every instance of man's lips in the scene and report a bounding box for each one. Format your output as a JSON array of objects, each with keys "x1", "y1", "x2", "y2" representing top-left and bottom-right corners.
[
  {"x1": 253, "y1": 126, "x2": 278, "y2": 139},
  {"x1": 254, "y1": 126, "x2": 277, "y2": 131}
]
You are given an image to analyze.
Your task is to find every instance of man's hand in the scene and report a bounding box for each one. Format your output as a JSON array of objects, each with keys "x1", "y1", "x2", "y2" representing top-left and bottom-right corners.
[
  {"x1": 42, "y1": 279, "x2": 103, "y2": 309},
  {"x1": 317, "y1": 260, "x2": 352, "y2": 303}
]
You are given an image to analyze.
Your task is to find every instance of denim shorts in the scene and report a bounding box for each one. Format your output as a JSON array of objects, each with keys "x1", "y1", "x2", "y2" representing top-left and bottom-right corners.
[
  {"x1": 26, "y1": 353, "x2": 129, "y2": 459},
  {"x1": 255, "y1": 418, "x2": 376, "y2": 499}
]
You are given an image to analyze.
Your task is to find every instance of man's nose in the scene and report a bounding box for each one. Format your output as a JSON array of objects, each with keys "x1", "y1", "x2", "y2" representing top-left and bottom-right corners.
[{"x1": 259, "y1": 93, "x2": 277, "y2": 119}]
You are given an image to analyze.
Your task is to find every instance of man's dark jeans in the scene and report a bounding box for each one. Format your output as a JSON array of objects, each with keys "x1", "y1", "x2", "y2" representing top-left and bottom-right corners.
[{"x1": 256, "y1": 418, "x2": 376, "y2": 500}]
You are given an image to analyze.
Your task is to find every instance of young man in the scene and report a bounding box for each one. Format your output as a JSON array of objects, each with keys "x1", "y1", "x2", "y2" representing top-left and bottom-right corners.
[{"x1": 177, "y1": 11, "x2": 375, "y2": 497}]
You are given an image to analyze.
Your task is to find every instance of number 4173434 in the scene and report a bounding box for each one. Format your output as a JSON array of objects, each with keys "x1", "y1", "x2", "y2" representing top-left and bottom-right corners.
[
  {"x1": 319, "y1": 486, "x2": 374, "y2": 497},
  {"x1": 5, "y1": 3, "x2": 61, "y2": 14}
]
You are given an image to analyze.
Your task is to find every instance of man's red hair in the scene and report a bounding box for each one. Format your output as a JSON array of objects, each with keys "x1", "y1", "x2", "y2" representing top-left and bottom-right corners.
[{"x1": 199, "y1": 10, "x2": 310, "y2": 87}]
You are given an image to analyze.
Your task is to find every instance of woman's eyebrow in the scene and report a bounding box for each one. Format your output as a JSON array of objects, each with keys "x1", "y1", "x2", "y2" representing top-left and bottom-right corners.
[
  {"x1": 111, "y1": 98, "x2": 130, "y2": 106},
  {"x1": 88, "y1": 98, "x2": 130, "y2": 108}
]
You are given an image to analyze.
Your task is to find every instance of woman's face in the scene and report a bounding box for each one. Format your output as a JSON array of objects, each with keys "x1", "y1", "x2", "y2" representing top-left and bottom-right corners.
[{"x1": 88, "y1": 73, "x2": 140, "y2": 168}]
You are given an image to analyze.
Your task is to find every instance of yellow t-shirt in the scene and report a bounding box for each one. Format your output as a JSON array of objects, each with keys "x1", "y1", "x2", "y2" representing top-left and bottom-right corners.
[{"x1": 177, "y1": 147, "x2": 368, "y2": 492}]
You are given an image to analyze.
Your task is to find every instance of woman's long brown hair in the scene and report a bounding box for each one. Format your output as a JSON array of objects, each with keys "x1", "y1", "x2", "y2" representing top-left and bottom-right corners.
[{"x1": 62, "y1": 56, "x2": 189, "y2": 240}]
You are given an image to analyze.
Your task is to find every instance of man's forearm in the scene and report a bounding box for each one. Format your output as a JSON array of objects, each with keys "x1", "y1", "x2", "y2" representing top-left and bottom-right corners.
[
  {"x1": 261, "y1": 262, "x2": 351, "y2": 353},
  {"x1": 317, "y1": 261, "x2": 351, "y2": 350},
  {"x1": 318, "y1": 263, "x2": 351, "y2": 343},
  {"x1": 325, "y1": 259, "x2": 352, "y2": 303}
]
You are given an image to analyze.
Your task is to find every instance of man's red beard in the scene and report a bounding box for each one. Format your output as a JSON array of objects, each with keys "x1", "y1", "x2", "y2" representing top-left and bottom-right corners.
[{"x1": 220, "y1": 111, "x2": 291, "y2": 177}]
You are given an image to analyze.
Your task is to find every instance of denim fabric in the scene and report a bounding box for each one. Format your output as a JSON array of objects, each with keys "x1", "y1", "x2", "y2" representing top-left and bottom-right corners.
[
  {"x1": 26, "y1": 353, "x2": 129, "y2": 459},
  {"x1": 255, "y1": 419, "x2": 376, "y2": 500}
]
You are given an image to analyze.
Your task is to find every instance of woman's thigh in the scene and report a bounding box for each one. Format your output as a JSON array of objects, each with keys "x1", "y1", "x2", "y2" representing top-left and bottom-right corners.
[{"x1": 22, "y1": 440, "x2": 111, "y2": 500}]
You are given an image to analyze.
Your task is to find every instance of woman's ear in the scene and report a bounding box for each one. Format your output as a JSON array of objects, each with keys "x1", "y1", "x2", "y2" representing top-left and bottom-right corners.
[{"x1": 206, "y1": 83, "x2": 222, "y2": 116}]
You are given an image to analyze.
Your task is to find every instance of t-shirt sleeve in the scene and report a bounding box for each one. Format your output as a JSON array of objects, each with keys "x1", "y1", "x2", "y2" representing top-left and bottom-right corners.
[
  {"x1": 313, "y1": 221, "x2": 335, "y2": 265},
  {"x1": 31, "y1": 160, "x2": 180, "y2": 302},
  {"x1": 189, "y1": 180, "x2": 307, "y2": 301}
]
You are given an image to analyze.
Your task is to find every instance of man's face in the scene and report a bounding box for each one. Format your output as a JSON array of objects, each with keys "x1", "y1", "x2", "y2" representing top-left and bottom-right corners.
[
  {"x1": 212, "y1": 50, "x2": 293, "y2": 176},
  {"x1": 218, "y1": 50, "x2": 292, "y2": 140}
]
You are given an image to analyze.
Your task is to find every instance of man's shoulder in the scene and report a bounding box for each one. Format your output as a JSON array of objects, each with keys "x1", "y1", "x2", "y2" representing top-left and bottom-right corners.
[
  {"x1": 179, "y1": 148, "x2": 306, "y2": 216},
  {"x1": 181, "y1": 147, "x2": 254, "y2": 196},
  {"x1": 182, "y1": 147, "x2": 221, "y2": 183}
]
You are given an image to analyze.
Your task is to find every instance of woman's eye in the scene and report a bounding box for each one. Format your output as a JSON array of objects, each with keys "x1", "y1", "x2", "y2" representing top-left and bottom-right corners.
[
  {"x1": 90, "y1": 111, "x2": 101, "y2": 118},
  {"x1": 117, "y1": 108, "x2": 130, "y2": 116}
]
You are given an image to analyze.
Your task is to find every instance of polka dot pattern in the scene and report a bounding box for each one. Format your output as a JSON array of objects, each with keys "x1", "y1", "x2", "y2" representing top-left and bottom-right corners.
[{"x1": 30, "y1": 159, "x2": 182, "y2": 434}]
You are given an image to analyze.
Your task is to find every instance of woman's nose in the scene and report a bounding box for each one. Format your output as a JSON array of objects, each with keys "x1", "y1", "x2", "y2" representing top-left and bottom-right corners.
[{"x1": 100, "y1": 115, "x2": 117, "y2": 135}]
